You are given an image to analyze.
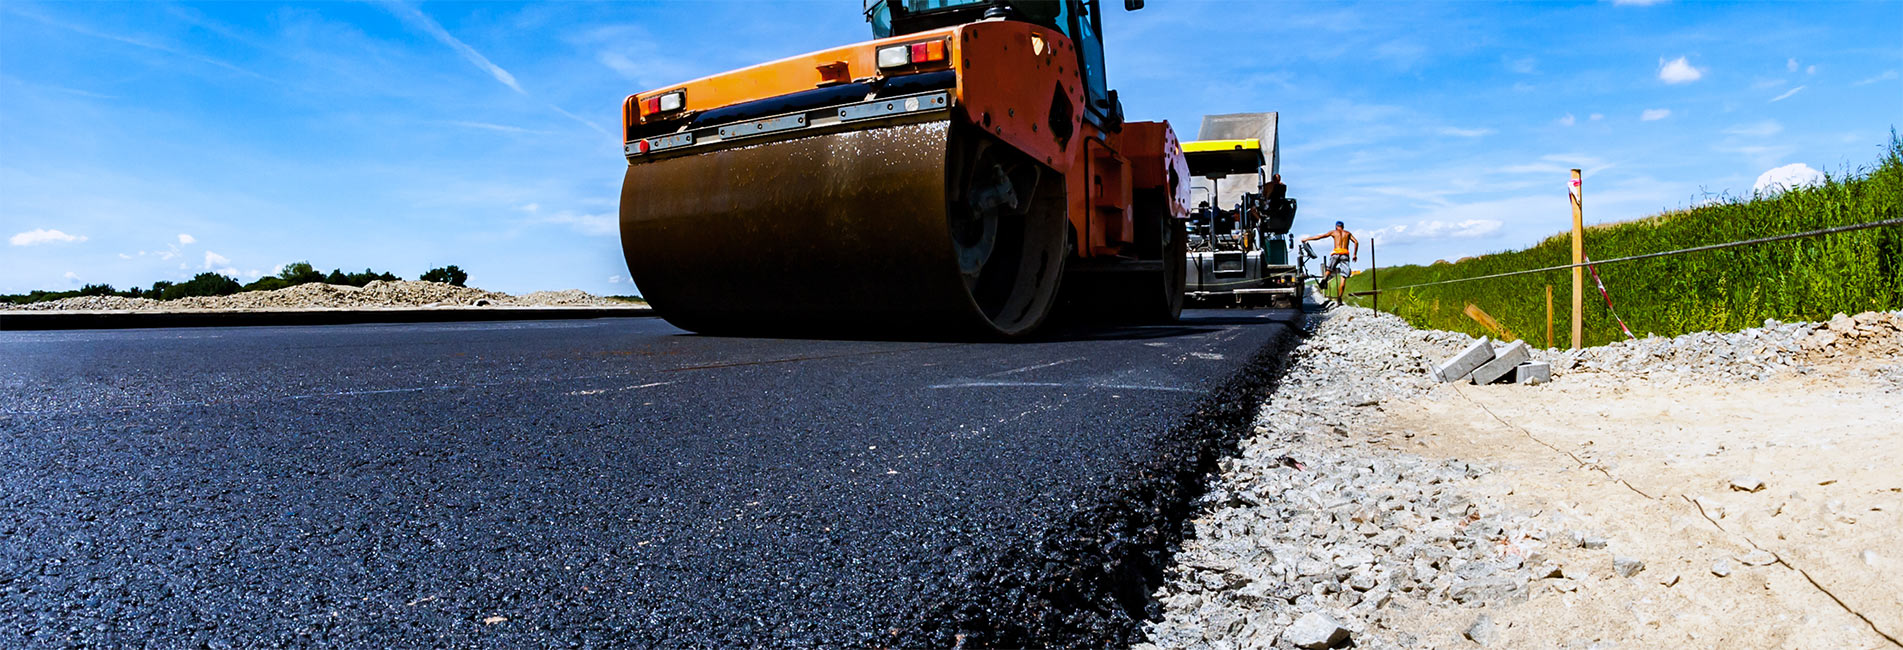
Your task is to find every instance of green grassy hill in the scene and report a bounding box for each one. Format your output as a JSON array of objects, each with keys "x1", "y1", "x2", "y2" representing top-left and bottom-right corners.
[{"x1": 1345, "y1": 134, "x2": 1902, "y2": 348}]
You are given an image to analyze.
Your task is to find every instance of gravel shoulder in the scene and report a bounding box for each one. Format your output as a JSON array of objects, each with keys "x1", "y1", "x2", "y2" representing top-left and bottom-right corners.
[
  {"x1": 2, "y1": 281, "x2": 644, "y2": 312},
  {"x1": 1141, "y1": 306, "x2": 1902, "y2": 649}
]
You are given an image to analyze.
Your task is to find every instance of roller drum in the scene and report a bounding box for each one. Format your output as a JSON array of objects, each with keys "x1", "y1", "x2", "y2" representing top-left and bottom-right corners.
[{"x1": 620, "y1": 120, "x2": 1065, "y2": 337}]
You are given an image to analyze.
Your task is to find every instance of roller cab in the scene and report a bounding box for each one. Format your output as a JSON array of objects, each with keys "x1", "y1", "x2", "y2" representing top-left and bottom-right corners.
[{"x1": 618, "y1": 0, "x2": 1187, "y2": 337}]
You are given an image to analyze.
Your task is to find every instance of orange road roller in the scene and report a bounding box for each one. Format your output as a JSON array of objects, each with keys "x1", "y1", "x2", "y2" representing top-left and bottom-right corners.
[{"x1": 619, "y1": 0, "x2": 1189, "y2": 337}]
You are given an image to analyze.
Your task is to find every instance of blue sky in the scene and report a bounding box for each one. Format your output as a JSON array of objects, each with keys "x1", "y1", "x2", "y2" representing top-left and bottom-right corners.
[{"x1": 3, "y1": 0, "x2": 1899, "y2": 295}]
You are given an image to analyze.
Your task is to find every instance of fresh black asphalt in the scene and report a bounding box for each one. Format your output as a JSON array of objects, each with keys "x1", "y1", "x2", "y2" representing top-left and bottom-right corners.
[{"x1": 0, "y1": 310, "x2": 1301, "y2": 648}]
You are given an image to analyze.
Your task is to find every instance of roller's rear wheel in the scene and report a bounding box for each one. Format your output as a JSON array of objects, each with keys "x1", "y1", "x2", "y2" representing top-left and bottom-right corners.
[{"x1": 1059, "y1": 189, "x2": 1186, "y2": 324}]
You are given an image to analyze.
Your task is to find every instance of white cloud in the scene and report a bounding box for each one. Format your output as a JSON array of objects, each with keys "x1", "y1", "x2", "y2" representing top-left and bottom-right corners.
[
  {"x1": 1658, "y1": 56, "x2": 1703, "y2": 84},
  {"x1": 1853, "y1": 70, "x2": 1898, "y2": 86},
  {"x1": 1806, "y1": 65, "x2": 1816, "y2": 75},
  {"x1": 538, "y1": 211, "x2": 618, "y2": 236},
  {"x1": 382, "y1": 1, "x2": 524, "y2": 94},
  {"x1": 1505, "y1": 56, "x2": 1538, "y2": 74},
  {"x1": 1769, "y1": 85, "x2": 1805, "y2": 102},
  {"x1": 608, "y1": 275, "x2": 625, "y2": 284},
  {"x1": 203, "y1": 250, "x2": 230, "y2": 269},
  {"x1": 1365, "y1": 219, "x2": 1504, "y2": 245},
  {"x1": 1558, "y1": 113, "x2": 1576, "y2": 126},
  {"x1": 1641, "y1": 108, "x2": 1672, "y2": 121},
  {"x1": 1754, "y1": 163, "x2": 1824, "y2": 195},
  {"x1": 118, "y1": 253, "x2": 133, "y2": 259},
  {"x1": 1589, "y1": 113, "x2": 1604, "y2": 121},
  {"x1": 64, "y1": 271, "x2": 79, "y2": 281},
  {"x1": 1787, "y1": 58, "x2": 1799, "y2": 72},
  {"x1": 177, "y1": 233, "x2": 196, "y2": 244},
  {"x1": 1439, "y1": 126, "x2": 1494, "y2": 137},
  {"x1": 1725, "y1": 120, "x2": 1783, "y2": 137},
  {"x1": 9, "y1": 228, "x2": 87, "y2": 246}
]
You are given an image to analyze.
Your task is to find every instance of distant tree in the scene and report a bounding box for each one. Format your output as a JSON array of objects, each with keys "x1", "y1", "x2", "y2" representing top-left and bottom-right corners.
[
  {"x1": 278, "y1": 262, "x2": 325, "y2": 285},
  {"x1": 243, "y1": 276, "x2": 291, "y2": 292},
  {"x1": 77, "y1": 283, "x2": 116, "y2": 296},
  {"x1": 162, "y1": 273, "x2": 241, "y2": 300},
  {"x1": 325, "y1": 269, "x2": 349, "y2": 285},
  {"x1": 420, "y1": 265, "x2": 468, "y2": 287},
  {"x1": 149, "y1": 280, "x2": 174, "y2": 298}
]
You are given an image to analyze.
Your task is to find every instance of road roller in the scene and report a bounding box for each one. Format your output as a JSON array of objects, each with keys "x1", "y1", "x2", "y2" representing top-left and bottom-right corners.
[{"x1": 618, "y1": 0, "x2": 1190, "y2": 337}]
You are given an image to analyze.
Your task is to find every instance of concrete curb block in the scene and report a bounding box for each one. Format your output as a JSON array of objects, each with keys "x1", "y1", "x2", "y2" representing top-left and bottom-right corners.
[{"x1": 0, "y1": 307, "x2": 655, "y2": 331}]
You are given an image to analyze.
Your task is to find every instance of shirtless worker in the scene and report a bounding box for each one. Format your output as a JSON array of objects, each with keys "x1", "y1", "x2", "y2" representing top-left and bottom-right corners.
[{"x1": 1301, "y1": 221, "x2": 1358, "y2": 307}]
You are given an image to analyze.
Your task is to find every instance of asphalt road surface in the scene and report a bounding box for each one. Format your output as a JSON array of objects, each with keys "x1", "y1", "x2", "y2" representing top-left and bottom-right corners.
[{"x1": 0, "y1": 309, "x2": 1300, "y2": 648}]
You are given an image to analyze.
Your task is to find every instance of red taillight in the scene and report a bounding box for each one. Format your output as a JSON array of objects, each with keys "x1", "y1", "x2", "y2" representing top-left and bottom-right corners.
[
  {"x1": 640, "y1": 96, "x2": 662, "y2": 116},
  {"x1": 909, "y1": 40, "x2": 946, "y2": 64}
]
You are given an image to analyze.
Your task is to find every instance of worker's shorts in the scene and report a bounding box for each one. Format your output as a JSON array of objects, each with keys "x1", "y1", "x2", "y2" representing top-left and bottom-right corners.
[{"x1": 1323, "y1": 254, "x2": 1350, "y2": 277}]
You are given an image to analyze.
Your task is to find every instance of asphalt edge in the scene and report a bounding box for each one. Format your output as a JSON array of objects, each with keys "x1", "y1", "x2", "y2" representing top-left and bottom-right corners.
[
  {"x1": 909, "y1": 313, "x2": 1313, "y2": 648},
  {"x1": 0, "y1": 307, "x2": 655, "y2": 331}
]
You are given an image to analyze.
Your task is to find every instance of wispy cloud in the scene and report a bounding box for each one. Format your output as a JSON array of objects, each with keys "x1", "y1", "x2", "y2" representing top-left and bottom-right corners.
[
  {"x1": 1852, "y1": 70, "x2": 1897, "y2": 86},
  {"x1": 1724, "y1": 120, "x2": 1783, "y2": 137},
  {"x1": 1787, "y1": 58, "x2": 1799, "y2": 72},
  {"x1": 448, "y1": 121, "x2": 552, "y2": 135},
  {"x1": 381, "y1": 1, "x2": 524, "y2": 94},
  {"x1": 177, "y1": 233, "x2": 196, "y2": 245},
  {"x1": 536, "y1": 210, "x2": 618, "y2": 236},
  {"x1": 1658, "y1": 56, "x2": 1703, "y2": 84},
  {"x1": 1557, "y1": 113, "x2": 1576, "y2": 126},
  {"x1": 10, "y1": 229, "x2": 87, "y2": 246},
  {"x1": 203, "y1": 250, "x2": 230, "y2": 269},
  {"x1": 1366, "y1": 219, "x2": 1504, "y2": 245},
  {"x1": 1641, "y1": 108, "x2": 1672, "y2": 121},
  {"x1": 1769, "y1": 85, "x2": 1805, "y2": 102},
  {"x1": 546, "y1": 104, "x2": 608, "y2": 136},
  {"x1": 1438, "y1": 126, "x2": 1494, "y2": 137},
  {"x1": 9, "y1": 7, "x2": 268, "y2": 80},
  {"x1": 1504, "y1": 56, "x2": 1538, "y2": 74}
]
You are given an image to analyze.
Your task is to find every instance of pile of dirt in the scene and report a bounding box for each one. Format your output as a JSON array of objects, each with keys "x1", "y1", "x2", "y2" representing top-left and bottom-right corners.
[
  {"x1": 3, "y1": 281, "x2": 639, "y2": 312},
  {"x1": 1141, "y1": 306, "x2": 1901, "y2": 649}
]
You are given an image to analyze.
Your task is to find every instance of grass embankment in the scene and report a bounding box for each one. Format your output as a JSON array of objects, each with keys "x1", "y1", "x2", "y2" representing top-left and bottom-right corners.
[{"x1": 1345, "y1": 135, "x2": 1903, "y2": 348}]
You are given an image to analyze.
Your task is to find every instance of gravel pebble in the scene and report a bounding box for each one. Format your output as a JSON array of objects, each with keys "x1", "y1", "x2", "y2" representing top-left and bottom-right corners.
[{"x1": 4, "y1": 281, "x2": 635, "y2": 311}]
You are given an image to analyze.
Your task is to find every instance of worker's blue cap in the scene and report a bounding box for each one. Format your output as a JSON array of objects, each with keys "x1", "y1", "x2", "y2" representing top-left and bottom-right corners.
[{"x1": 1335, "y1": 221, "x2": 1345, "y2": 227}]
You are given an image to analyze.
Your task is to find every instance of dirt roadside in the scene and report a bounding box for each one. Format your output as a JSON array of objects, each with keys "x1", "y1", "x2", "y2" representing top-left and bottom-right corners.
[{"x1": 1141, "y1": 307, "x2": 1901, "y2": 649}]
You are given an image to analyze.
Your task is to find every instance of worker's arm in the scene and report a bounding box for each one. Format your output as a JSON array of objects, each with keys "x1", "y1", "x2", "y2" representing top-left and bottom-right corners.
[
  {"x1": 1350, "y1": 233, "x2": 1360, "y2": 260},
  {"x1": 1300, "y1": 233, "x2": 1327, "y2": 242}
]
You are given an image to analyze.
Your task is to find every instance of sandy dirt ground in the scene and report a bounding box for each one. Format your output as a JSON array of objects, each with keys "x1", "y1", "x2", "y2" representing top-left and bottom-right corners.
[
  {"x1": 1141, "y1": 307, "x2": 1901, "y2": 650},
  {"x1": 1386, "y1": 365, "x2": 1902, "y2": 648}
]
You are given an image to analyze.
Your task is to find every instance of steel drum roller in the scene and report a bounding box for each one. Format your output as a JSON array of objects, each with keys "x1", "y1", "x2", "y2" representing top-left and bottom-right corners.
[{"x1": 620, "y1": 120, "x2": 1066, "y2": 337}]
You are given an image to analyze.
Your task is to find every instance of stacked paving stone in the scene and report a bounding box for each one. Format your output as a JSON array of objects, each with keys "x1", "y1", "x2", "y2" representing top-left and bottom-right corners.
[
  {"x1": 3, "y1": 281, "x2": 633, "y2": 311},
  {"x1": 1434, "y1": 338, "x2": 1548, "y2": 385}
]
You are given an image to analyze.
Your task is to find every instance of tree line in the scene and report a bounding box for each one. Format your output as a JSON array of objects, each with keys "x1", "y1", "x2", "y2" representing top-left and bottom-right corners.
[{"x1": 2, "y1": 264, "x2": 469, "y2": 305}]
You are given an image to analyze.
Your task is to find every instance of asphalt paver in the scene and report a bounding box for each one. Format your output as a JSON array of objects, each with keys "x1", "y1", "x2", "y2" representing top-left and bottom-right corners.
[{"x1": 0, "y1": 310, "x2": 1299, "y2": 647}]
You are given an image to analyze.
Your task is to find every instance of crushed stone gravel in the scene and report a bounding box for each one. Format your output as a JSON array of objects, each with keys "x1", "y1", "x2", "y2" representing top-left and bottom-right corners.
[{"x1": 3, "y1": 281, "x2": 639, "y2": 311}]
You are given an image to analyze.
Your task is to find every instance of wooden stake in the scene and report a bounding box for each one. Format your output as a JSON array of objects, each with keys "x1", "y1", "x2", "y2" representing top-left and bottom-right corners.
[
  {"x1": 1370, "y1": 237, "x2": 1379, "y2": 312},
  {"x1": 1464, "y1": 303, "x2": 1517, "y2": 341},
  {"x1": 1545, "y1": 284, "x2": 1555, "y2": 350},
  {"x1": 1570, "y1": 169, "x2": 1584, "y2": 350}
]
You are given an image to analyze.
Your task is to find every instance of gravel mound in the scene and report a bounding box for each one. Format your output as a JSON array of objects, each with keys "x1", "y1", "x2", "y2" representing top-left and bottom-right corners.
[
  {"x1": 1549, "y1": 310, "x2": 1903, "y2": 380},
  {"x1": 4, "y1": 281, "x2": 635, "y2": 312}
]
